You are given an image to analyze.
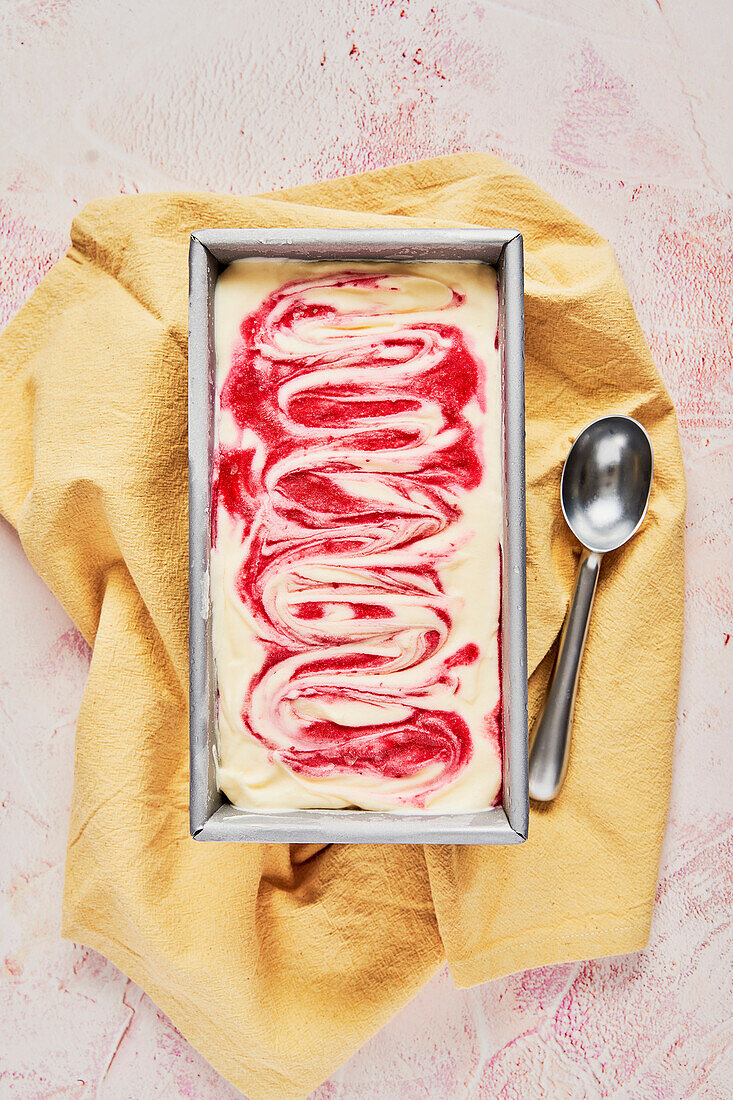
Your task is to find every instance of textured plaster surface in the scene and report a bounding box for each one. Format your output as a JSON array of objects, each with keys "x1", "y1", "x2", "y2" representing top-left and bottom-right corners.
[{"x1": 1, "y1": 1, "x2": 732, "y2": 1097}]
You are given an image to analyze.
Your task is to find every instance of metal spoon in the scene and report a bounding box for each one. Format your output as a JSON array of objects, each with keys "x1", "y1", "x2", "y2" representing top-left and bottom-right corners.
[{"x1": 528, "y1": 414, "x2": 654, "y2": 802}]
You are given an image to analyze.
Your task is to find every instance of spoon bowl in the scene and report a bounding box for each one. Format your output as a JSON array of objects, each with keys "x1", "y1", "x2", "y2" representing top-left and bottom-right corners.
[{"x1": 561, "y1": 415, "x2": 653, "y2": 554}]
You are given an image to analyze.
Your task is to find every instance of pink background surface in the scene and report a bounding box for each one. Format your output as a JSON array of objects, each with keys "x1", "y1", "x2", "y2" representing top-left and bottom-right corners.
[{"x1": 1, "y1": 1, "x2": 732, "y2": 1097}]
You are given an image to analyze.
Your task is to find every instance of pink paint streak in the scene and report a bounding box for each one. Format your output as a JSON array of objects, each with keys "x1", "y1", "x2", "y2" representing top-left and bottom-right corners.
[{"x1": 0, "y1": 200, "x2": 67, "y2": 329}]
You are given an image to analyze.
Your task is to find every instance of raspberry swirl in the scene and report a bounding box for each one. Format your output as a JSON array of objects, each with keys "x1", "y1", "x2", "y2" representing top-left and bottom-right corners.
[{"x1": 213, "y1": 262, "x2": 502, "y2": 811}]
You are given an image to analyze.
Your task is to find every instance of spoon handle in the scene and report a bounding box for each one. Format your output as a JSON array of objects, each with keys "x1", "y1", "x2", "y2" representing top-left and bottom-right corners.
[{"x1": 528, "y1": 548, "x2": 602, "y2": 802}]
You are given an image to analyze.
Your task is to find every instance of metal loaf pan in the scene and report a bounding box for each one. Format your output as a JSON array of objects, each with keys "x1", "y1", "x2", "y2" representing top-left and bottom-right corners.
[{"x1": 189, "y1": 229, "x2": 527, "y2": 844}]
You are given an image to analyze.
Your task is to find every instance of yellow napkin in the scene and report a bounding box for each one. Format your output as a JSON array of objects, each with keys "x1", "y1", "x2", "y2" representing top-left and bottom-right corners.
[{"x1": 0, "y1": 154, "x2": 685, "y2": 1100}]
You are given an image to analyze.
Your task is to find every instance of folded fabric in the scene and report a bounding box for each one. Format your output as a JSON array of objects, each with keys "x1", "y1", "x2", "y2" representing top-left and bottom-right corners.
[{"x1": 0, "y1": 153, "x2": 685, "y2": 1100}]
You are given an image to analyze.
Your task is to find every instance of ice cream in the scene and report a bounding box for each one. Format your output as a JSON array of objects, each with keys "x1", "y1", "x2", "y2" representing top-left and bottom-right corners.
[{"x1": 211, "y1": 259, "x2": 502, "y2": 812}]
